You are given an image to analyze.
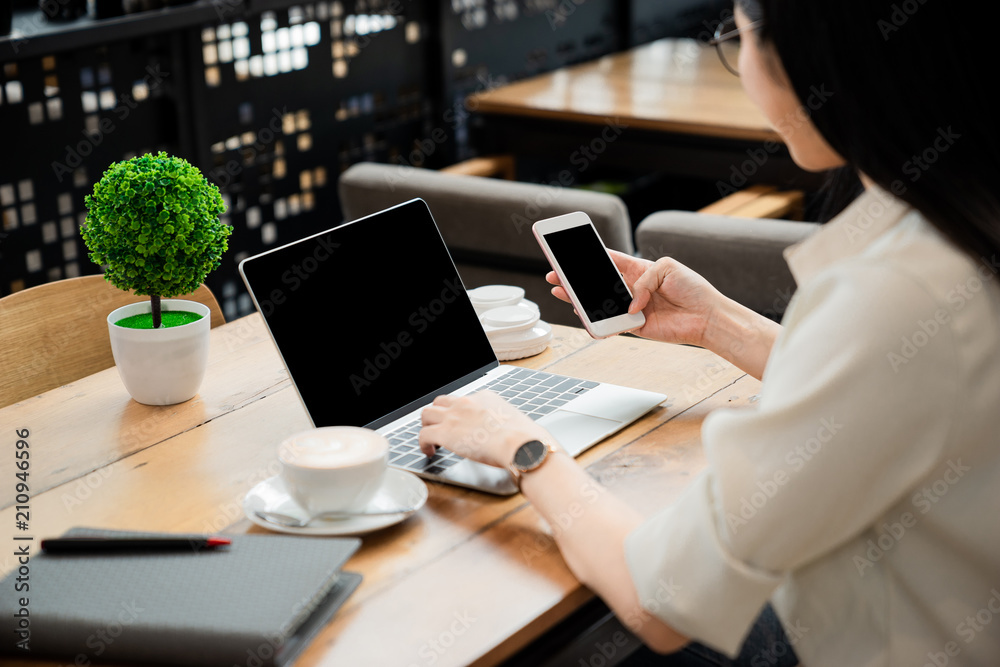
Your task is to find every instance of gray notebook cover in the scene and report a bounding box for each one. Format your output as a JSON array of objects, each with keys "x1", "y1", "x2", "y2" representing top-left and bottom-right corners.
[{"x1": 0, "y1": 527, "x2": 362, "y2": 666}]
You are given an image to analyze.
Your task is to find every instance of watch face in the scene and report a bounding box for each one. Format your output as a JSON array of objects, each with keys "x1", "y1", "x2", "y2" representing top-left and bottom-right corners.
[{"x1": 513, "y1": 440, "x2": 547, "y2": 471}]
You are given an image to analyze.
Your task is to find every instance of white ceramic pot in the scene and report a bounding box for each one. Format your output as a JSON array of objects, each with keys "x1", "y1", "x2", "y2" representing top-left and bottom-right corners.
[{"x1": 106, "y1": 299, "x2": 211, "y2": 406}]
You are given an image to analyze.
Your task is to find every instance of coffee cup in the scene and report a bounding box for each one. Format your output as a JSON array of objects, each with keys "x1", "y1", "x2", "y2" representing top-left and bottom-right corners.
[{"x1": 278, "y1": 426, "x2": 389, "y2": 514}]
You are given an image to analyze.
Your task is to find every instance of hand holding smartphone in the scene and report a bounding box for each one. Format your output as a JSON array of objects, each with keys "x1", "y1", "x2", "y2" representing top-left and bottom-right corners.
[{"x1": 533, "y1": 212, "x2": 645, "y2": 338}]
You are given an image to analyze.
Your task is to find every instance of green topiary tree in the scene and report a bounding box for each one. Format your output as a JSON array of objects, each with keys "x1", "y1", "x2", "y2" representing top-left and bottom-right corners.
[{"x1": 82, "y1": 152, "x2": 231, "y2": 328}]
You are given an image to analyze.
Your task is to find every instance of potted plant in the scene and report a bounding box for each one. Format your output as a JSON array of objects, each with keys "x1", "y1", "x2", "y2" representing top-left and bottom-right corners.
[{"x1": 82, "y1": 151, "x2": 231, "y2": 405}]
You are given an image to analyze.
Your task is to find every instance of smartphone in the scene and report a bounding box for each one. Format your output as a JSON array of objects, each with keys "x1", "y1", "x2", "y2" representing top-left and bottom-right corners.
[{"x1": 533, "y1": 211, "x2": 645, "y2": 338}]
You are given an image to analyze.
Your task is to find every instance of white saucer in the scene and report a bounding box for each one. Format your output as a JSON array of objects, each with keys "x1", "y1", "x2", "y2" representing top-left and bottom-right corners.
[{"x1": 243, "y1": 468, "x2": 428, "y2": 536}]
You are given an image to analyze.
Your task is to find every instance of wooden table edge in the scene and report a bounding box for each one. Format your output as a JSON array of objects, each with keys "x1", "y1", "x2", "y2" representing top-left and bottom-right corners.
[{"x1": 470, "y1": 101, "x2": 781, "y2": 144}]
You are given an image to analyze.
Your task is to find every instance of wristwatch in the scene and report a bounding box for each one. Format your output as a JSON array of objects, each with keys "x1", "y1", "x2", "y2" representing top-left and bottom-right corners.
[{"x1": 508, "y1": 439, "x2": 558, "y2": 489}]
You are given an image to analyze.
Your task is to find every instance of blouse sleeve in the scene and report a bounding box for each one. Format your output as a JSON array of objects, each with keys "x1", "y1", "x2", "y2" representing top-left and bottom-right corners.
[{"x1": 624, "y1": 260, "x2": 959, "y2": 656}]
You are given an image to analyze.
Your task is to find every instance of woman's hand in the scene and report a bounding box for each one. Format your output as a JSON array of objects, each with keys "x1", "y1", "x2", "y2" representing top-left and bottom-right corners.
[
  {"x1": 547, "y1": 250, "x2": 724, "y2": 347},
  {"x1": 549, "y1": 250, "x2": 782, "y2": 379},
  {"x1": 418, "y1": 391, "x2": 553, "y2": 468}
]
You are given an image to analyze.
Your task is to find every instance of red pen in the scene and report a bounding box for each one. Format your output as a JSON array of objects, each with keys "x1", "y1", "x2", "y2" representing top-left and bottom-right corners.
[{"x1": 40, "y1": 536, "x2": 232, "y2": 554}]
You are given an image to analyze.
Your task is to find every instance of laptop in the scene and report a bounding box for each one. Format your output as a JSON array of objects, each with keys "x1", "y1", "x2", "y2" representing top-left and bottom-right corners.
[{"x1": 238, "y1": 198, "x2": 665, "y2": 495}]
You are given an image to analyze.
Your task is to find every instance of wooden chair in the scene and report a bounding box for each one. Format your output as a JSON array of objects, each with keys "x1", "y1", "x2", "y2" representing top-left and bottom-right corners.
[
  {"x1": 439, "y1": 154, "x2": 517, "y2": 180},
  {"x1": 697, "y1": 183, "x2": 805, "y2": 220},
  {"x1": 0, "y1": 275, "x2": 225, "y2": 408}
]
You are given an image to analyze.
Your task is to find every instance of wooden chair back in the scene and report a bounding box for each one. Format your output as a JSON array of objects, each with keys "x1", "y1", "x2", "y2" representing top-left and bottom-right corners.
[{"x1": 0, "y1": 275, "x2": 225, "y2": 407}]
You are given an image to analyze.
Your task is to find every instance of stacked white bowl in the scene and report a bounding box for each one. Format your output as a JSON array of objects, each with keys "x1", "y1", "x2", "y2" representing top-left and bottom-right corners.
[{"x1": 467, "y1": 285, "x2": 553, "y2": 361}]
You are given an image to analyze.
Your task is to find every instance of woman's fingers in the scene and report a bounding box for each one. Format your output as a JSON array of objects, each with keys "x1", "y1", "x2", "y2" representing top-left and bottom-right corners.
[
  {"x1": 628, "y1": 288, "x2": 651, "y2": 315},
  {"x1": 550, "y1": 285, "x2": 570, "y2": 303},
  {"x1": 628, "y1": 266, "x2": 662, "y2": 314},
  {"x1": 608, "y1": 249, "x2": 652, "y2": 284},
  {"x1": 629, "y1": 258, "x2": 677, "y2": 314},
  {"x1": 417, "y1": 431, "x2": 437, "y2": 457},
  {"x1": 418, "y1": 395, "x2": 454, "y2": 455},
  {"x1": 548, "y1": 254, "x2": 655, "y2": 312}
]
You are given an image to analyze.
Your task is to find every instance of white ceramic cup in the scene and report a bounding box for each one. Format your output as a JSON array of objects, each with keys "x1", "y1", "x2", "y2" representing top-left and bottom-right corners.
[{"x1": 278, "y1": 426, "x2": 389, "y2": 514}]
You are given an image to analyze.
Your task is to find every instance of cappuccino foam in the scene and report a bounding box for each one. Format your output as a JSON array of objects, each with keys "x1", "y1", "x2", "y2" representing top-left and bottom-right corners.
[{"x1": 280, "y1": 427, "x2": 387, "y2": 469}]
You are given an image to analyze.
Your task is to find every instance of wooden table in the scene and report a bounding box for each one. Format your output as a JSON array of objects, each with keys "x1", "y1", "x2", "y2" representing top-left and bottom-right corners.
[
  {"x1": 0, "y1": 313, "x2": 760, "y2": 666},
  {"x1": 473, "y1": 37, "x2": 775, "y2": 143},
  {"x1": 468, "y1": 38, "x2": 821, "y2": 190}
]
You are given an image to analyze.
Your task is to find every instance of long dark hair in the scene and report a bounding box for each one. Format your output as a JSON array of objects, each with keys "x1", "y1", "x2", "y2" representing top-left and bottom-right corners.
[{"x1": 740, "y1": 0, "x2": 1000, "y2": 261}]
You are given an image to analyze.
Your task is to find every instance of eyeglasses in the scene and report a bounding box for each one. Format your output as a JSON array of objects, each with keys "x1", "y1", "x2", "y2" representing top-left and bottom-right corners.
[{"x1": 709, "y1": 15, "x2": 764, "y2": 76}]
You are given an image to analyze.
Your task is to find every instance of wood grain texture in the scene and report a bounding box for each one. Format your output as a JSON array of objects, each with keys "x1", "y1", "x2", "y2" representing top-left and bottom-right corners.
[
  {"x1": 0, "y1": 275, "x2": 225, "y2": 408},
  {"x1": 698, "y1": 185, "x2": 805, "y2": 221},
  {"x1": 440, "y1": 155, "x2": 517, "y2": 180},
  {"x1": 470, "y1": 38, "x2": 779, "y2": 143},
  {"x1": 0, "y1": 314, "x2": 757, "y2": 667},
  {"x1": 724, "y1": 191, "x2": 805, "y2": 220},
  {"x1": 697, "y1": 184, "x2": 777, "y2": 215}
]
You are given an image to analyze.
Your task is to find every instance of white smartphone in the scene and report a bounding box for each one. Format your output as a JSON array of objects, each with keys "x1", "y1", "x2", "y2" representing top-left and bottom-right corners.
[{"x1": 533, "y1": 211, "x2": 645, "y2": 338}]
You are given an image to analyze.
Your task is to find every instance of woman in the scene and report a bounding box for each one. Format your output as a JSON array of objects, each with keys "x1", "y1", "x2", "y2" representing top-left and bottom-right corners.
[{"x1": 418, "y1": 0, "x2": 1000, "y2": 663}]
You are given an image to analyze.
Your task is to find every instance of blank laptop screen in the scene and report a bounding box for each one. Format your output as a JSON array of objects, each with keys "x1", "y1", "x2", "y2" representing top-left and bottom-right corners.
[{"x1": 239, "y1": 199, "x2": 497, "y2": 428}]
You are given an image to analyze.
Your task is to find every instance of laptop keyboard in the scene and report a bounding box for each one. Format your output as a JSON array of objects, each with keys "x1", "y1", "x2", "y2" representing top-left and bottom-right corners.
[{"x1": 383, "y1": 368, "x2": 599, "y2": 475}]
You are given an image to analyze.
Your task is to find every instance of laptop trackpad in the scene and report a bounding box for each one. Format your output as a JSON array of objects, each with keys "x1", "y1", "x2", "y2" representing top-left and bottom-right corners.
[{"x1": 540, "y1": 411, "x2": 621, "y2": 457}]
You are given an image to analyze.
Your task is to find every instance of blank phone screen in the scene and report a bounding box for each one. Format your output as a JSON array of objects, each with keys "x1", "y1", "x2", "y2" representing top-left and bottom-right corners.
[{"x1": 543, "y1": 224, "x2": 632, "y2": 322}]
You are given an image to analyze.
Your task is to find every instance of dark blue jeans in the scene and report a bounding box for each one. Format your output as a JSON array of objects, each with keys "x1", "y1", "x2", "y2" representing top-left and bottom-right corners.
[{"x1": 623, "y1": 604, "x2": 799, "y2": 667}]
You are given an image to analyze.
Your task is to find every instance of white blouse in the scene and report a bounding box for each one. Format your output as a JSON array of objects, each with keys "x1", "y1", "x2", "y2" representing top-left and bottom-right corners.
[{"x1": 625, "y1": 185, "x2": 1000, "y2": 665}]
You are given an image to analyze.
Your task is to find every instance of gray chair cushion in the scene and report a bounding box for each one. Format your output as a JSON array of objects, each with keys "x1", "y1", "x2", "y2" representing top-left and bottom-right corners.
[
  {"x1": 337, "y1": 162, "x2": 634, "y2": 263},
  {"x1": 636, "y1": 210, "x2": 818, "y2": 319},
  {"x1": 337, "y1": 162, "x2": 634, "y2": 326}
]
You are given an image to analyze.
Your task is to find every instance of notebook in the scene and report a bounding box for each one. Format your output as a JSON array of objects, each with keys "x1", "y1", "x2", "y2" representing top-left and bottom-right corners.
[
  {"x1": 0, "y1": 528, "x2": 361, "y2": 666},
  {"x1": 238, "y1": 198, "x2": 666, "y2": 495}
]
